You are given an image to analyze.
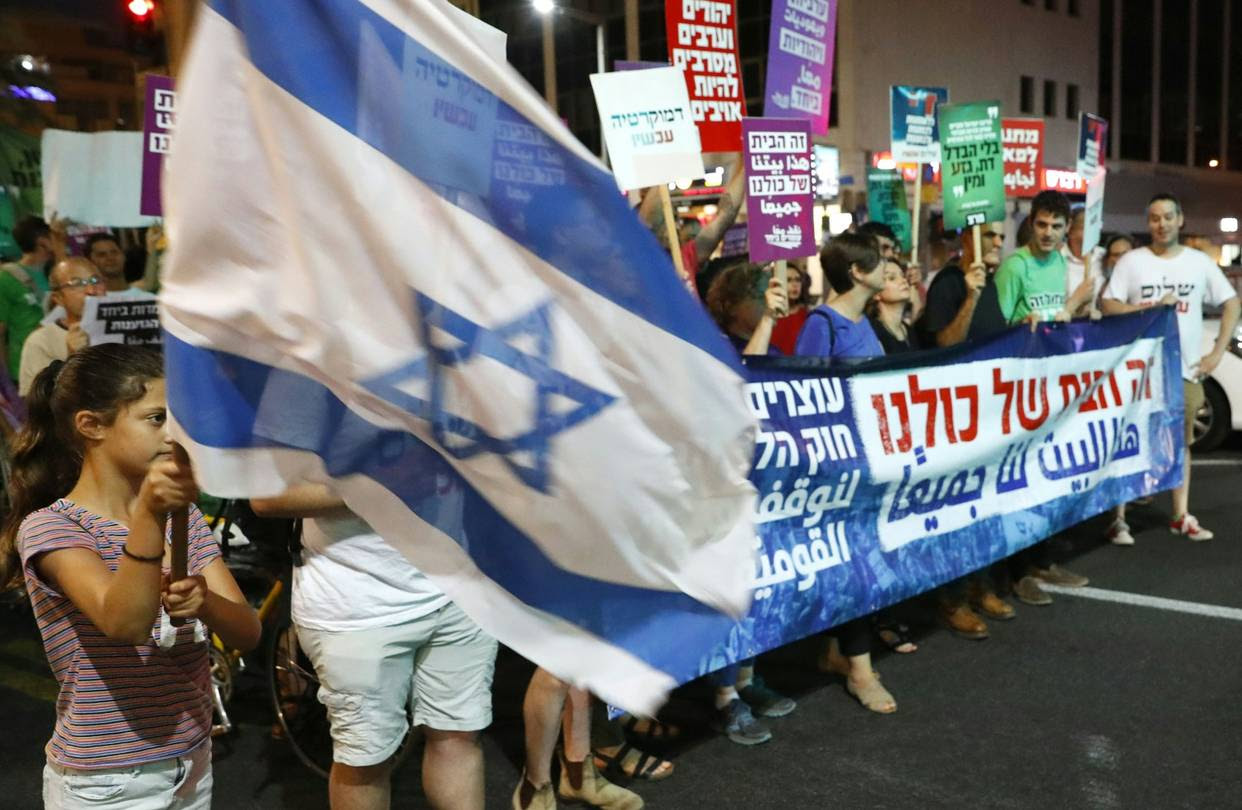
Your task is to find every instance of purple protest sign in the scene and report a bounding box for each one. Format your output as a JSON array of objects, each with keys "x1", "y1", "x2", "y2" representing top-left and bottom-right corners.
[
  {"x1": 762, "y1": 0, "x2": 838, "y2": 134},
  {"x1": 743, "y1": 118, "x2": 815, "y2": 263},
  {"x1": 140, "y1": 75, "x2": 175, "y2": 217}
]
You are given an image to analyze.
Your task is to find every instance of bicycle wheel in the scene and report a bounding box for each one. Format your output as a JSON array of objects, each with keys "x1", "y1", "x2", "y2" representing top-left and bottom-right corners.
[
  {"x1": 267, "y1": 615, "x2": 419, "y2": 779},
  {"x1": 267, "y1": 616, "x2": 334, "y2": 778}
]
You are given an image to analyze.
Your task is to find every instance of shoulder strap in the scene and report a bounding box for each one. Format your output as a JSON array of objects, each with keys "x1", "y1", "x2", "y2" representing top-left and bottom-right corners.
[{"x1": 809, "y1": 306, "x2": 837, "y2": 356}]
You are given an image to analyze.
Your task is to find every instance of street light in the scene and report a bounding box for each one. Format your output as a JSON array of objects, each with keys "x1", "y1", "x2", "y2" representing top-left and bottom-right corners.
[{"x1": 531, "y1": 1, "x2": 609, "y2": 161}]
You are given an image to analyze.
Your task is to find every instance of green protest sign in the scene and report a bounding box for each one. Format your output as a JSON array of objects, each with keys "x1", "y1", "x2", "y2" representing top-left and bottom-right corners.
[
  {"x1": 938, "y1": 101, "x2": 1005, "y2": 230},
  {"x1": 0, "y1": 127, "x2": 43, "y2": 258},
  {"x1": 866, "y1": 168, "x2": 911, "y2": 253}
]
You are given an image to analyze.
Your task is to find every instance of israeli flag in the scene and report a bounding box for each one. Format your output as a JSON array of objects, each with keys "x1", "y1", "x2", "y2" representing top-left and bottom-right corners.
[{"x1": 161, "y1": 0, "x2": 756, "y2": 713}]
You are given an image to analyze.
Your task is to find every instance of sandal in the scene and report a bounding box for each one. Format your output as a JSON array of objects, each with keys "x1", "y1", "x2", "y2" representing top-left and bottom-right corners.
[
  {"x1": 619, "y1": 714, "x2": 681, "y2": 744},
  {"x1": 846, "y1": 677, "x2": 897, "y2": 714},
  {"x1": 592, "y1": 743, "x2": 675, "y2": 782},
  {"x1": 873, "y1": 619, "x2": 918, "y2": 654}
]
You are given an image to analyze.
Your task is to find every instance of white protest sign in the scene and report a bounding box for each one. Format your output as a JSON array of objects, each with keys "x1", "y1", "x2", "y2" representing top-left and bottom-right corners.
[
  {"x1": 81, "y1": 291, "x2": 161, "y2": 347},
  {"x1": 1082, "y1": 168, "x2": 1106, "y2": 253},
  {"x1": 590, "y1": 67, "x2": 704, "y2": 191}
]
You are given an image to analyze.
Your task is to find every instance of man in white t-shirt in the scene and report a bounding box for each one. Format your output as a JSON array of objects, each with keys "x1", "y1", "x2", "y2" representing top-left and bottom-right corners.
[
  {"x1": 253, "y1": 486, "x2": 496, "y2": 810},
  {"x1": 1100, "y1": 193, "x2": 1241, "y2": 542}
]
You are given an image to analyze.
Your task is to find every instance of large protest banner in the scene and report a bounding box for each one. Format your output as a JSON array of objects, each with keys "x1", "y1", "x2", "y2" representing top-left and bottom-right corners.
[
  {"x1": 1002, "y1": 117, "x2": 1044, "y2": 198},
  {"x1": 591, "y1": 67, "x2": 703, "y2": 191},
  {"x1": 666, "y1": 0, "x2": 746, "y2": 151},
  {"x1": 140, "y1": 75, "x2": 175, "y2": 217},
  {"x1": 938, "y1": 101, "x2": 1006, "y2": 229},
  {"x1": 763, "y1": 0, "x2": 838, "y2": 134},
  {"x1": 1076, "y1": 112, "x2": 1108, "y2": 180},
  {"x1": 890, "y1": 86, "x2": 949, "y2": 164},
  {"x1": 866, "y1": 168, "x2": 912, "y2": 253},
  {"x1": 692, "y1": 309, "x2": 1182, "y2": 679},
  {"x1": 743, "y1": 118, "x2": 814, "y2": 262}
]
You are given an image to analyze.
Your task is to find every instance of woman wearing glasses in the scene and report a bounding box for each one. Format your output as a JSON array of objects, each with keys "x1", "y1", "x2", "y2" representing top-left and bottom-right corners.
[{"x1": 18, "y1": 258, "x2": 106, "y2": 396}]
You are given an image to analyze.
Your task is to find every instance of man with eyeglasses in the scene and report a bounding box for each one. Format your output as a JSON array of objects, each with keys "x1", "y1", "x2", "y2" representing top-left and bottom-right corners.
[
  {"x1": 915, "y1": 224, "x2": 1007, "y2": 347},
  {"x1": 18, "y1": 257, "x2": 106, "y2": 395}
]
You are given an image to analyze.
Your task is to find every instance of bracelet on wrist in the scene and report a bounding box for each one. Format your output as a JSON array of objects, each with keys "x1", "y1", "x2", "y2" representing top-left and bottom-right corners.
[{"x1": 122, "y1": 544, "x2": 164, "y2": 564}]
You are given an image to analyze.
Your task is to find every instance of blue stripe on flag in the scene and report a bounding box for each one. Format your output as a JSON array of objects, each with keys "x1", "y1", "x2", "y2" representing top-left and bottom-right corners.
[
  {"x1": 207, "y1": 0, "x2": 739, "y2": 370},
  {"x1": 164, "y1": 331, "x2": 737, "y2": 679}
]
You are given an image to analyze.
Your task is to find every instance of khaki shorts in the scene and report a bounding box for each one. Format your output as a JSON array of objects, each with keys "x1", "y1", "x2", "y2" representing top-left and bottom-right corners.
[
  {"x1": 297, "y1": 602, "x2": 497, "y2": 767},
  {"x1": 43, "y1": 741, "x2": 212, "y2": 810},
  {"x1": 1184, "y1": 379, "x2": 1205, "y2": 447}
]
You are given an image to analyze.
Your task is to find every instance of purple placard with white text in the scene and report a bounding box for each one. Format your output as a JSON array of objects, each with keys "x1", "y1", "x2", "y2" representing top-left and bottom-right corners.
[
  {"x1": 140, "y1": 75, "x2": 175, "y2": 217},
  {"x1": 762, "y1": 0, "x2": 837, "y2": 134},
  {"x1": 743, "y1": 118, "x2": 815, "y2": 263}
]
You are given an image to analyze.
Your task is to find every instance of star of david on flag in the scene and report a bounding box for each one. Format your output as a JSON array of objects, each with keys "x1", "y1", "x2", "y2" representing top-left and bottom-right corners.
[{"x1": 361, "y1": 294, "x2": 616, "y2": 492}]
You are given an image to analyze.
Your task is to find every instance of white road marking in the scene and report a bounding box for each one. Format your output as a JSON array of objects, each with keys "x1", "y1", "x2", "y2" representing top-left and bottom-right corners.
[
  {"x1": 1041, "y1": 585, "x2": 1242, "y2": 621},
  {"x1": 1190, "y1": 458, "x2": 1242, "y2": 467}
]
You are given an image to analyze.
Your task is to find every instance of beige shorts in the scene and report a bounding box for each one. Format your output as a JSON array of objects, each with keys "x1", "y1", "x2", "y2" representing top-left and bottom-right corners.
[
  {"x1": 297, "y1": 602, "x2": 497, "y2": 767},
  {"x1": 1184, "y1": 379, "x2": 1205, "y2": 446}
]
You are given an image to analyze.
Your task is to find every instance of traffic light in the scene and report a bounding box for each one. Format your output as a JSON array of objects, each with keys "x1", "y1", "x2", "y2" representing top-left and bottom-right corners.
[
  {"x1": 124, "y1": 0, "x2": 164, "y2": 64},
  {"x1": 127, "y1": 0, "x2": 155, "y2": 20}
]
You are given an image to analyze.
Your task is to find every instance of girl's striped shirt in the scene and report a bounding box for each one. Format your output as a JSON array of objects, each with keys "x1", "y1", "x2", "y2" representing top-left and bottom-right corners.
[{"x1": 19, "y1": 500, "x2": 220, "y2": 769}]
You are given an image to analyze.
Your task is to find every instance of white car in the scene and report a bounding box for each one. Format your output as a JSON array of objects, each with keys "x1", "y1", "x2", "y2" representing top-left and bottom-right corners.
[{"x1": 1194, "y1": 318, "x2": 1242, "y2": 451}]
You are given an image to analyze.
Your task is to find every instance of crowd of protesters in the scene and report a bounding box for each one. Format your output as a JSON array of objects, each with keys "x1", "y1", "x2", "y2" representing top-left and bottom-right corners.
[{"x1": 0, "y1": 168, "x2": 1238, "y2": 810}]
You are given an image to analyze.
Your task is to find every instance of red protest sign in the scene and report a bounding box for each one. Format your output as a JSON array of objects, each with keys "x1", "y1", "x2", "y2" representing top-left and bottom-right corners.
[
  {"x1": 665, "y1": 0, "x2": 746, "y2": 152},
  {"x1": 1001, "y1": 117, "x2": 1044, "y2": 199}
]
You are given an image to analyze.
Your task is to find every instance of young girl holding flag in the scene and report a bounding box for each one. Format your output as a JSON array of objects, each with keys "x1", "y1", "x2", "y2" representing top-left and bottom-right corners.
[{"x1": 0, "y1": 345, "x2": 260, "y2": 809}]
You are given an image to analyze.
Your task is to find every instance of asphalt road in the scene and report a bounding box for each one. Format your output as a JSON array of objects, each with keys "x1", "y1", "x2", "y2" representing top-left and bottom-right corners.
[{"x1": 2, "y1": 442, "x2": 1240, "y2": 809}]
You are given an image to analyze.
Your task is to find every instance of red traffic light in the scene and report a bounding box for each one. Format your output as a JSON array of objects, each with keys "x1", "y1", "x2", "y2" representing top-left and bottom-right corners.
[{"x1": 127, "y1": 0, "x2": 155, "y2": 19}]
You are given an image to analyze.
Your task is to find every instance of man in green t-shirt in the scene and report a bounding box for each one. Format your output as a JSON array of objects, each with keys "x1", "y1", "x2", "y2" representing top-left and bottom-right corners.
[
  {"x1": 991, "y1": 190, "x2": 1092, "y2": 606},
  {"x1": 0, "y1": 216, "x2": 61, "y2": 382},
  {"x1": 995, "y1": 190, "x2": 1092, "y2": 326}
]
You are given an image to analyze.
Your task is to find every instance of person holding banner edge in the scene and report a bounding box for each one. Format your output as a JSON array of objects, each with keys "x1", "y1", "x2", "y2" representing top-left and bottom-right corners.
[
  {"x1": 1099, "y1": 193, "x2": 1241, "y2": 544},
  {"x1": 994, "y1": 191, "x2": 1092, "y2": 605},
  {"x1": 795, "y1": 232, "x2": 898, "y2": 714}
]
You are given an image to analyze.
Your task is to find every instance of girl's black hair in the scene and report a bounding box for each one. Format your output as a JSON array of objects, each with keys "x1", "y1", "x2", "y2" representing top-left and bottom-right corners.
[{"x1": 0, "y1": 345, "x2": 164, "y2": 589}]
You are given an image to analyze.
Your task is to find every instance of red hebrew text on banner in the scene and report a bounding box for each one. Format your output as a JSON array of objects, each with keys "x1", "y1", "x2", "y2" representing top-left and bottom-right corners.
[{"x1": 666, "y1": 0, "x2": 747, "y2": 152}]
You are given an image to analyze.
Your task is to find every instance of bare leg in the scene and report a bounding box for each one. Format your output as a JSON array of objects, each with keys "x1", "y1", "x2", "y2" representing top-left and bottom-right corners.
[
  {"x1": 423, "y1": 729, "x2": 483, "y2": 810},
  {"x1": 523, "y1": 668, "x2": 569, "y2": 787},
  {"x1": 1173, "y1": 449, "x2": 1191, "y2": 518},
  {"x1": 329, "y1": 761, "x2": 392, "y2": 810}
]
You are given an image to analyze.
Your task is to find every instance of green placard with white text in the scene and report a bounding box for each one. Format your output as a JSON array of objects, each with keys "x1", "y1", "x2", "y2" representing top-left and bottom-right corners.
[
  {"x1": 865, "y1": 169, "x2": 911, "y2": 253},
  {"x1": 938, "y1": 101, "x2": 1005, "y2": 230}
]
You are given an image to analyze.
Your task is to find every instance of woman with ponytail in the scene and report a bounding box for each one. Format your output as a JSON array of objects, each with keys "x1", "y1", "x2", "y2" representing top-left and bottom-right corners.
[{"x1": 0, "y1": 345, "x2": 259, "y2": 809}]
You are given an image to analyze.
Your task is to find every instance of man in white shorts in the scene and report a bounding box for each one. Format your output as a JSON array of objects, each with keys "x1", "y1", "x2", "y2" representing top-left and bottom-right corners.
[
  {"x1": 254, "y1": 485, "x2": 497, "y2": 810},
  {"x1": 1100, "y1": 193, "x2": 1241, "y2": 543}
]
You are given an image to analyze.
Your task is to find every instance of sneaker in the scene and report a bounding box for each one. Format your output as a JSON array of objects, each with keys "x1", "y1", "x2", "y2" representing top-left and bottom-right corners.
[
  {"x1": 1014, "y1": 575, "x2": 1053, "y2": 606},
  {"x1": 738, "y1": 675, "x2": 796, "y2": 718},
  {"x1": 1170, "y1": 514, "x2": 1214, "y2": 541},
  {"x1": 712, "y1": 698, "x2": 772, "y2": 746},
  {"x1": 1032, "y1": 564, "x2": 1089, "y2": 588},
  {"x1": 1107, "y1": 518, "x2": 1135, "y2": 546}
]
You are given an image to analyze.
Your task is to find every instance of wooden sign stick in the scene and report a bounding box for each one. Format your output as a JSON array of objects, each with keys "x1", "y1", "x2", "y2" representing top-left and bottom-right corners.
[
  {"x1": 911, "y1": 163, "x2": 923, "y2": 264},
  {"x1": 168, "y1": 443, "x2": 190, "y2": 627},
  {"x1": 972, "y1": 223, "x2": 982, "y2": 269}
]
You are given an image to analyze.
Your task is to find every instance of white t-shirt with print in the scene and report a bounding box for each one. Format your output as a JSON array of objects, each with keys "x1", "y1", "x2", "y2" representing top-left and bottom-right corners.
[
  {"x1": 292, "y1": 513, "x2": 448, "y2": 632},
  {"x1": 1102, "y1": 246, "x2": 1237, "y2": 380}
]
